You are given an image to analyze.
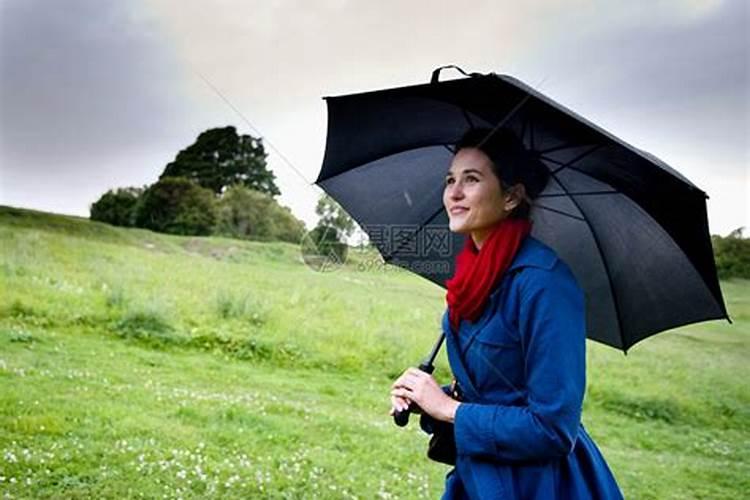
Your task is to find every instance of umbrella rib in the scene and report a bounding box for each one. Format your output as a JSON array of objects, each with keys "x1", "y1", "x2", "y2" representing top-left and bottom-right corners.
[
  {"x1": 537, "y1": 142, "x2": 599, "y2": 155},
  {"x1": 546, "y1": 171, "x2": 627, "y2": 348},
  {"x1": 383, "y1": 205, "x2": 446, "y2": 262},
  {"x1": 479, "y1": 93, "x2": 534, "y2": 149},
  {"x1": 529, "y1": 119, "x2": 535, "y2": 150},
  {"x1": 537, "y1": 190, "x2": 619, "y2": 198},
  {"x1": 545, "y1": 144, "x2": 603, "y2": 175},
  {"x1": 542, "y1": 161, "x2": 626, "y2": 194},
  {"x1": 532, "y1": 204, "x2": 586, "y2": 221},
  {"x1": 319, "y1": 143, "x2": 455, "y2": 183},
  {"x1": 460, "y1": 107, "x2": 475, "y2": 129}
]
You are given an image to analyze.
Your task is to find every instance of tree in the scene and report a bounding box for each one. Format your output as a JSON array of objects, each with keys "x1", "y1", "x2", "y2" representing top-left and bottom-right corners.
[
  {"x1": 315, "y1": 194, "x2": 356, "y2": 239},
  {"x1": 90, "y1": 187, "x2": 143, "y2": 227},
  {"x1": 303, "y1": 194, "x2": 357, "y2": 263},
  {"x1": 712, "y1": 227, "x2": 750, "y2": 280},
  {"x1": 267, "y1": 204, "x2": 307, "y2": 243},
  {"x1": 133, "y1": 177, "x2": 218, "y2": 236},
  {"x1": 160, "y1": 126, "x2": 280, "y2": 197},
  {"x1": 216, "y1": 185, "x2": 305, "y2": 243}
]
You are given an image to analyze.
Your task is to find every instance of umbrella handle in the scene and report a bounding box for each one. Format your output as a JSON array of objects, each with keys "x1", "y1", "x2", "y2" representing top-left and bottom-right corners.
[
  {"x1": 392, "y1": 360, "x2": 435, "y2": 427},
  {"x1": 393, "y1": 396, "x2": 427, "y2": 427},
  {"x1": 430, "y1": 65, "x2": 482, "y2": 84},
  {"x1": 393, "y1": 405, "x2": 413, "y2": 427}
]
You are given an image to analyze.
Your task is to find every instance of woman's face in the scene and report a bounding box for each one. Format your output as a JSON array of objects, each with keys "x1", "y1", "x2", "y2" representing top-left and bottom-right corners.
[{"x1": 443, "y1": 147, "x2": 518, "y2": 247}]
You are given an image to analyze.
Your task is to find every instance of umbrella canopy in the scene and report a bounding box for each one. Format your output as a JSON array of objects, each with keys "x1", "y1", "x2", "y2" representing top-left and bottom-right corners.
[{"x1": 315, "y1": 67, "x2": 729, "y2": 351}]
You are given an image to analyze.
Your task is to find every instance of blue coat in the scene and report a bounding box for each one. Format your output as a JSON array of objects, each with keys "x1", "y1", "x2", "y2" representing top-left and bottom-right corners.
[{"x1": 437, "y1": 237, "x2": 623, "y2": 499}]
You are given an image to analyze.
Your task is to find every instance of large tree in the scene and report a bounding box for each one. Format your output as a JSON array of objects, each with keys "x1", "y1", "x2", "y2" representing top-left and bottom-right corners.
[
  {"x1": 160, "y1": 126, "x2": 280, "y2": 196},
  {"x1": 134, "y1": 177, "x2": 218, "y2": 236}
]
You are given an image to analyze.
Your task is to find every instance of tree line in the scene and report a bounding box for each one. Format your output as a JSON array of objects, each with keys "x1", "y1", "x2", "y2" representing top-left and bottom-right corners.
[
  {"x1": 90, "y1": 126, "x2": 305, "y2": 243},
  {"x1": 712, "y1": 228, "x2": 750, "y2": 280}
]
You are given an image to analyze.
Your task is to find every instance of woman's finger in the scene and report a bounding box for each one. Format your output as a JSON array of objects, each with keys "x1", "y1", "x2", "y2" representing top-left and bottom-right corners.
[
  {"x1": 407, "y1": 368, "x2": 438, "y2": 386},
  {"x1": 391, "y1": 388, "x2": 413, "y2": 400},
  {"x1": 391, "y1": 374, "x2": 409, "y2": 389},
  {"x1": 392, "y1": 368, "x2": 419, "y2": 388},
  {"x1": 390, "y1": 396, "x2": 410, "y2": 414},
  {"x1": 391, "y1": 395, "x2": 410, "y2": 408},
  {"x1": 393, "y1": 373, "x2": 421, "y2": 390}
]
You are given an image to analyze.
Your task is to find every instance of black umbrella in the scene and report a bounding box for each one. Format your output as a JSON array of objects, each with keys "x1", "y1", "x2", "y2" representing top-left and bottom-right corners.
[{"x1": 315, "y1": 66, "x2": 730, "y2": 351}]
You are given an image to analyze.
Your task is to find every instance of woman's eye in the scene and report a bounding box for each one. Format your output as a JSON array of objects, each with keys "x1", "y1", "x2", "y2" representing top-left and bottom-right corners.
[
  {"x1": 466, "y1": 176, "x2": 478, "y2": 183},
  {"x1": 445, "y1": 178, "x2": 455, "y2": 186}
]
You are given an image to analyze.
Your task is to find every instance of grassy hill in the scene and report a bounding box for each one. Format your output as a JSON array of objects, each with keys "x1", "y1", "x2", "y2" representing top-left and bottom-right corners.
[{"x1": 1, "y1": 205, "x2": 748, "y2": 498}]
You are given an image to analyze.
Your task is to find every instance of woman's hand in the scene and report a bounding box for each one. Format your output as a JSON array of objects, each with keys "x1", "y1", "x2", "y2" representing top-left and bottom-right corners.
[
  {"x1": 391, "y1": 368, "x2": 460, "y2": 423},
  {"x1": 389, "y1": 394, "x2": 411, "y2": 416}
]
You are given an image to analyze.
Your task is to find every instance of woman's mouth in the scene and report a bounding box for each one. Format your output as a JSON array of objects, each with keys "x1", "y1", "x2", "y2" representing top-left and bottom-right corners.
[{"x1": 449, "y1": 207, "x2": 468, "y2": 215}]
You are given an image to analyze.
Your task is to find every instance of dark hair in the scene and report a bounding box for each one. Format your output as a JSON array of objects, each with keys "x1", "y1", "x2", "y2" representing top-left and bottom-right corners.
[{"x1": 454, "y1": 127, "x2": 549, "y2": 219}]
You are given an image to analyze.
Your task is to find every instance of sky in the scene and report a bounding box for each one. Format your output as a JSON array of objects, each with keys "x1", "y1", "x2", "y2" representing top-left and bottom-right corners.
[{"x1": 1, "y1": 0, "x2": 748, "y2": 236}]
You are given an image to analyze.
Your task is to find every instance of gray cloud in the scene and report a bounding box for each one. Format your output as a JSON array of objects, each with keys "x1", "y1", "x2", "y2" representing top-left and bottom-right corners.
[
  {"x1": 532, "y1": 0, "x2": 748, "y2": 167},
  {"x1": 0, "y1": 0, "x2": 188, "y2": 164}
]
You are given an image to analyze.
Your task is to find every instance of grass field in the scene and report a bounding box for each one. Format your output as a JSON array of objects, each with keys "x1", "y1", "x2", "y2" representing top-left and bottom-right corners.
[{"x1": 1, "y1": 205, "x2": 748, "y2": 499}]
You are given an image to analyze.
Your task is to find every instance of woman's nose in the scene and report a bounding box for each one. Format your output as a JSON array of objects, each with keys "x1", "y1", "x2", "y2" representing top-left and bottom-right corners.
[{"x1": 448, "y1": 183, "x2": 465, "y2": 200}]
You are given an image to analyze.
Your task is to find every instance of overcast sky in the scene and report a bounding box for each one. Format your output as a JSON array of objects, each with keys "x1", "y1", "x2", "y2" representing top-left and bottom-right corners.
[{"x1": 1, "y1": 0, "x2": 747, "y2": 236}]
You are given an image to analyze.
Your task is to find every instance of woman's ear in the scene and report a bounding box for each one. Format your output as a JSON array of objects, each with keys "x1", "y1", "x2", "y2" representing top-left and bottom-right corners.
[{"x1": 504, "y1": 184, "x2": 527, "y2": 213}]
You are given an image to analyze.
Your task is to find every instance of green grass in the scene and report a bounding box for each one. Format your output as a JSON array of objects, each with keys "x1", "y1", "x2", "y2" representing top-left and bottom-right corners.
[{"x1": 1, "y1": 205, "x2": 748, "y2": 498}]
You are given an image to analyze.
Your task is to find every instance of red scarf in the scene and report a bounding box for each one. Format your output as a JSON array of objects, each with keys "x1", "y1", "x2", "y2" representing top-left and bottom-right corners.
[{"x1": 446, "y1": 218, "x2": 532, "y2": 332}]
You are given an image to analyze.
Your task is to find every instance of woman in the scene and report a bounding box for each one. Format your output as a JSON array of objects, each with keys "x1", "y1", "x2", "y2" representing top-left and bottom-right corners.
[{"x1": 390, "y1": 128, "x2": 624, "y2": 499}]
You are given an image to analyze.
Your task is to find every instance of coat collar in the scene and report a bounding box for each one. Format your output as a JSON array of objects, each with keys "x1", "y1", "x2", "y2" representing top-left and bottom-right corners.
[
  {"x1": 505, "y1": 235, "x2": 558, "y2": 274},
  {"x1": 482, "y1": 236, "x2": 557, "y2": 303}
]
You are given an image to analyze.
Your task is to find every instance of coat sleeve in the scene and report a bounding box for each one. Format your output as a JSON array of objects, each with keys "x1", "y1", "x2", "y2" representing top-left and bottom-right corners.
[{"x1": 453, "y1": 263, "x2": 586, "y2": 462}]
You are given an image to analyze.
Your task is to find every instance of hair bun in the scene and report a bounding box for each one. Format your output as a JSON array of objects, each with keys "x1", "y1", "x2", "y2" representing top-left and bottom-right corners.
[{"x1": 455, "y1": 127, "x2": 550, "y2": 199}]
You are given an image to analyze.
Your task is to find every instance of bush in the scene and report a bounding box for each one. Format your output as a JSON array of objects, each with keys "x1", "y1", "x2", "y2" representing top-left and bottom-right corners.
[
  {"x1": 90, "y1": 187, "x2": 143, "y2": 227},
  {"x1": 113, "y1": 305, "x2": 182, "y2": 348},
  {"x1": 133, "y1": 177, "x2": 218, "y2": 236},
  {"x1": 712, "y1": 228, "x2": 750, "y2": 280},
  {"x1": 216, "y1": 185, "x2": 305, "y2": 243},
  {"x1": 268, "y1": 204, "x2": 307, "y2": 243},
  {"x1": 214, "y1": 289, "x2": 267, "y2": 326}
]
